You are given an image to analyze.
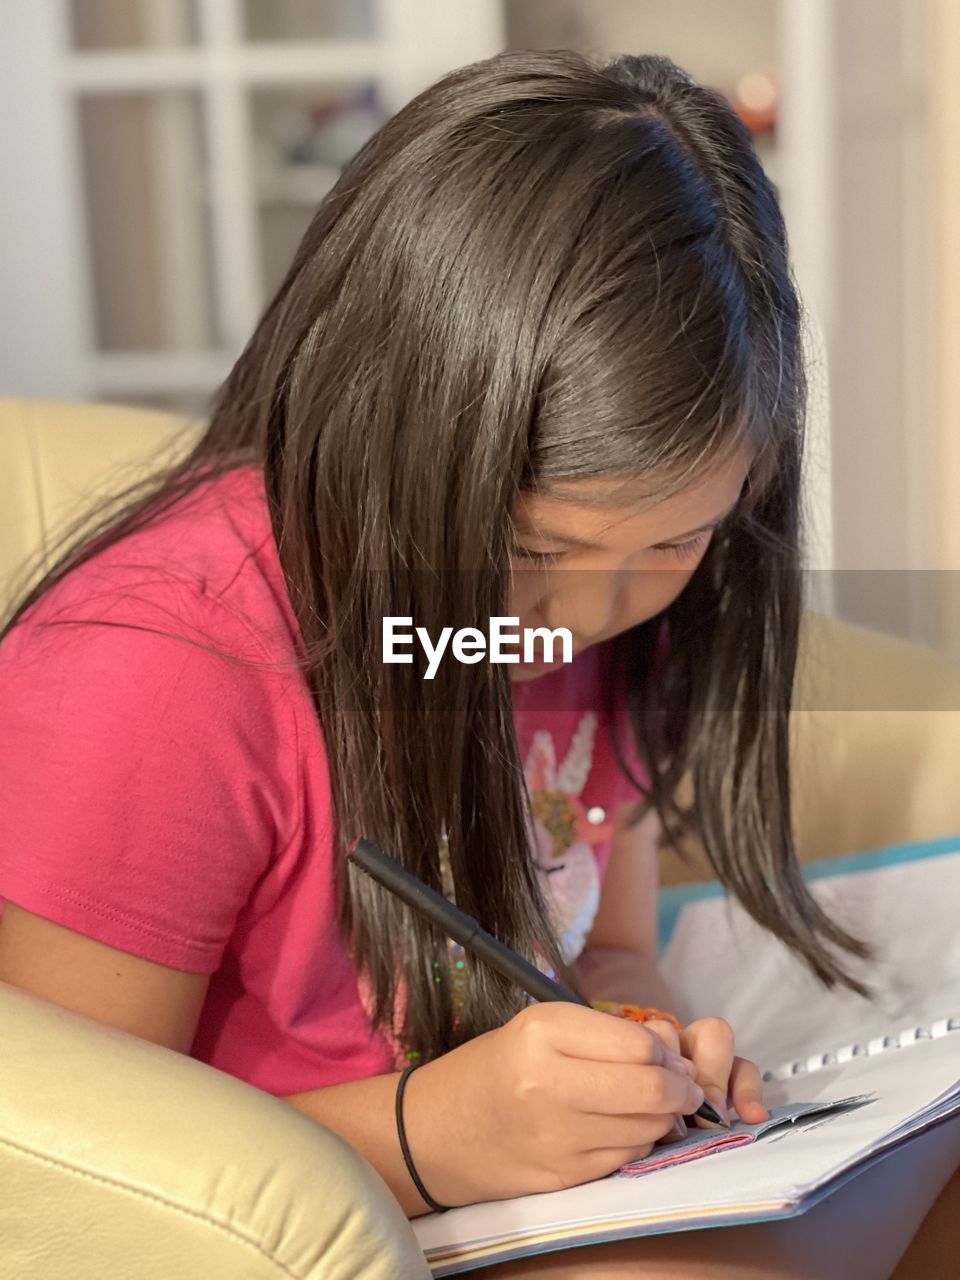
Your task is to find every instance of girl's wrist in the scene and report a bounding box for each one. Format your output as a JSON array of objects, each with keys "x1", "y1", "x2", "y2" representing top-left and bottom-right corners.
[
  {"x1": 398, "y1": 1049, "x2": 487, "y2": 1213},
  {"x1": 395, "y1": 1064, "x2": 453, "y2": 1213}
]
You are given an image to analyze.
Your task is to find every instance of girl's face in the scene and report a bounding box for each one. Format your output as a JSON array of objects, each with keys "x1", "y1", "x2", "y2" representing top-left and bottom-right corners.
[{"x1": 507, "y1": 448, "x2": 751, "y2": 681}]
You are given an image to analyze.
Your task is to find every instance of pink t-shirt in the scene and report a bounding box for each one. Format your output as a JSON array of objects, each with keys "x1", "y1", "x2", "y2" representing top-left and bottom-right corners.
[{"x1": 0, "y1": 465, "x2": 647, "y2": 1095}]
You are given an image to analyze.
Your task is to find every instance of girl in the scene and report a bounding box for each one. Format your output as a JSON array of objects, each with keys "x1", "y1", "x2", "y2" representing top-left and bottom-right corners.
[{"x1": 0, "y1": 50, "x2": 955, "y2": 1278}]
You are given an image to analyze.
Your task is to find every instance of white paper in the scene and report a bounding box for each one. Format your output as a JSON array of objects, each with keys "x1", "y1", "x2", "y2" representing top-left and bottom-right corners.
[{"x1": 659, "y1": 852, "x2": 960, "y2": 1075}]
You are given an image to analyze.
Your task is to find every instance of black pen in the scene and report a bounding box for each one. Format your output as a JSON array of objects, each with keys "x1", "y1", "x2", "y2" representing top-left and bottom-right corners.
[{"x1": 348, "y1": 836, "x2": 725, "y2": 1126}]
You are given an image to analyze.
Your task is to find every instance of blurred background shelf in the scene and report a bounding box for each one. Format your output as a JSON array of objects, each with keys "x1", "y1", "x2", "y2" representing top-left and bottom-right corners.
[
  {"x1": 254, "y1": 162, "x2": 342, "y2": 206},
  {"x1": 61, "y1": 42, "x2": 385, "y2": 89},
  {"x1": 91, "y1": 350, "x2": 236, "y2": 397},
  {"x1": 2, "y1": 0, "x2": 504, "y2": 407}
]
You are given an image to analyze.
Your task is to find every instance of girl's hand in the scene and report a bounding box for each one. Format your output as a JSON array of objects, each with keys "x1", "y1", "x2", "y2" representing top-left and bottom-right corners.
[
  {"x1": 642, "y1": 1015, "x2": 769, "y2": 1128},
  {"x1": 402, "y1": 1001, "x2": 706, "y2": 1209}
]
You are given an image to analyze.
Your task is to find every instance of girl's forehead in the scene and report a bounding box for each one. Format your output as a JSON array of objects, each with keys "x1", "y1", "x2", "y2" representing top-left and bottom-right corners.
[{"x1": 514, "y1": 448, "x2": 752, "y2": 544}]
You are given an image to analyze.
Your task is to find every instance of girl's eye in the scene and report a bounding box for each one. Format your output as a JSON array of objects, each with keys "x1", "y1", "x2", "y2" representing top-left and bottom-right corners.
[
  {"x1": 651, "y1": 530, "x2": 711, "y2": 560},
  {"x1": 511, "y1": 545, "x2": 564, "y2": 567}
]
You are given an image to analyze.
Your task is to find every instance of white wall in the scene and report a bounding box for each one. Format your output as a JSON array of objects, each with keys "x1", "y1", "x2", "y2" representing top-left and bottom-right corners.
[
  {"x1": 929, "y1": 0, "x2": 960, "y2": 654},
  {"x1": 826, "y1": 0, "x2": 935, "y2": 641}
]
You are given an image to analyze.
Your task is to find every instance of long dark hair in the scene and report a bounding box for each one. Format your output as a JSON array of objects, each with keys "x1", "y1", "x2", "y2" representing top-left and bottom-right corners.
[{"x1": 2, "y1": 50, "x2": 868, "y2": 1062}]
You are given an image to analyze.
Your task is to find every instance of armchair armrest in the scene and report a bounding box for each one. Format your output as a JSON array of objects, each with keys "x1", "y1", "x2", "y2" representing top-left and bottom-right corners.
[{"x1": 0, "y1": 980, "x2": 429, "y2": 1279}]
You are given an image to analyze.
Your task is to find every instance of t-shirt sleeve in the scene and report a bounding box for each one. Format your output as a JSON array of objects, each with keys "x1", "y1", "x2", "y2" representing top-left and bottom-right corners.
[{"x1": 0, "y1": 584, "x2": 301, "y2": 973}]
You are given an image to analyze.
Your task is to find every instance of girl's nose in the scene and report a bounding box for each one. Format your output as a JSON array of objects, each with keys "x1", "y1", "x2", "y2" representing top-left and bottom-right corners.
[{"x1": 543, "y1": 570, "x2": 623, "y2": 645}]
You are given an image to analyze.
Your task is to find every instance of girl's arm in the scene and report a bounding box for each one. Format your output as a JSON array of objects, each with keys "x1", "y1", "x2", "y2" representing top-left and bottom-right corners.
[
  {"x1": 572, "y1": 806, "x2": 689, "y2": 1021},
  {"x1": 0, "y1": 900, "x2": 211, "y2": 1053},
  {"x1": 283, "y1": 1072, "x2": 433, "y2": 1215}
]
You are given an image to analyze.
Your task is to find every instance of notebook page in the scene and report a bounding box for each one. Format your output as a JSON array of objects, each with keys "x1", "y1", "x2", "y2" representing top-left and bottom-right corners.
[
  {"x1": 413, "y1": 1034, "x2": 959, "y2": 1272},
  {"x1": 659, "y1": 852, "x2": 960, "y2": 1074},
  {"x1": 751, "y1": 1032, "x2": 959, "y2": 1177},
  {"x1": 763, "y1": 1016, "x2": 960, "y2": 1082}
]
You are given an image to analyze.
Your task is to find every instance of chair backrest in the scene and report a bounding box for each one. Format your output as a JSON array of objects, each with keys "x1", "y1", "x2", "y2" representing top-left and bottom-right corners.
[{"x1": 0, "y1": 396, "x2": 203, "y2": 616}]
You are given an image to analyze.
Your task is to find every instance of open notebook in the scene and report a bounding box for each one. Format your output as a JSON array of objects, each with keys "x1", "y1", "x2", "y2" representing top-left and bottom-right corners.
[{"x1": 413, "y1": 841, "x2": 960, "y2": 1277}]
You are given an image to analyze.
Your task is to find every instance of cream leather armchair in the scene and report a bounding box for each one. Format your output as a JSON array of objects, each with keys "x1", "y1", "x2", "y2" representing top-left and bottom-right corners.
[
  {"x1": 2, "y1": 396, "x2": 960, "y2": 1278},
  {"x1": 0, "y1": 983, "x2": 429, "y2": 1280}
]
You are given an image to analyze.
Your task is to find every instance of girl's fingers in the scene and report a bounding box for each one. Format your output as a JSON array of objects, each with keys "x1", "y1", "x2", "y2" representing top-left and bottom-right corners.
[
  {"x1": 542, "y1": 1004, "x2": 680, "y2": 1070},
  {"x1": 639, "y1": 1017, "x2": 683, "y2": 1060},
  {"x1": 579, "y1": 1143, "x2": 660, "y2": 1183},
  {"x1": 560, "y1": 1062, "x2": 705, "y2": 1119},
  {"x1": 574, "y1": 1108, "x2": 676, "y2": 1154},
  {"x1": 678, "y1": 1017, "x2": 735, "y2": 1127},
  {"x1": 728, "y1": 1054, "x2": 768, "y2": 1123},
  {"x1": 624, "y1": 1021, "x2": 694, "y2": 1146},
  {"x1": 596, "y1": 1011, "x2": 697, "y2": 1078}
]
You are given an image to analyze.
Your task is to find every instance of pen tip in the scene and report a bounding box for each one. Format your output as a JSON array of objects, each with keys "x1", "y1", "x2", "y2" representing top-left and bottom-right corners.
[{"x1": 695, "y1": 1099, "x2": 730, "y2": 1128}]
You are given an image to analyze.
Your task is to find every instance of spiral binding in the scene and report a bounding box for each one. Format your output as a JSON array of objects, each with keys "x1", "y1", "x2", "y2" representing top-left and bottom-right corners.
[{"x1": 762, "y1": 1016, "x2": 960, "y2": 1083}]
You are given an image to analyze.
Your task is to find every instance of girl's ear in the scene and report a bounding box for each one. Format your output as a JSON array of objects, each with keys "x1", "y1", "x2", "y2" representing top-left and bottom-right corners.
[{"x1": 525, "y1": 731, "x2": 557, "y2": 791}]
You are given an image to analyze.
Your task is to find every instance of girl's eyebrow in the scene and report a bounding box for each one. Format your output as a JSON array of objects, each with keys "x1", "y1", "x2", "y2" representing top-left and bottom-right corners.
[{"x1": 519, "y1": 497, "x2": 741, "y2": 552}]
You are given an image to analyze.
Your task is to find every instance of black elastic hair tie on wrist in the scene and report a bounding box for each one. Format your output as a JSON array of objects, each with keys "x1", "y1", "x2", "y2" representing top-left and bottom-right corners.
[{"x1": 396, "y1": 1062, "x2": 453, "y2": 1214}]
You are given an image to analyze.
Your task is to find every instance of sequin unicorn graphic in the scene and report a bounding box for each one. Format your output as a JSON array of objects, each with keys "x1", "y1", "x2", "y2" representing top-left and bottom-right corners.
[{"x1": 524, "y1": 711, "x2": 614, "y2": 963}]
